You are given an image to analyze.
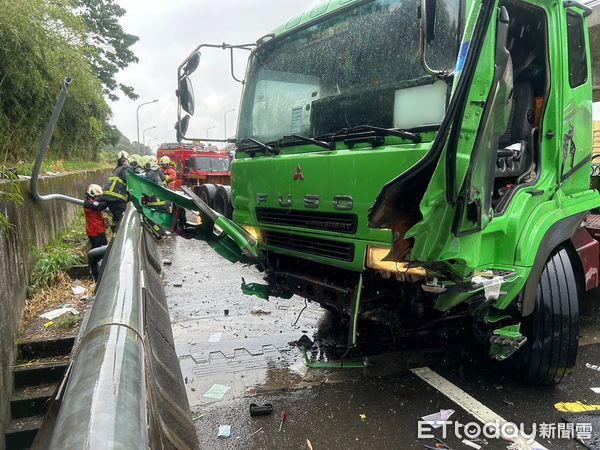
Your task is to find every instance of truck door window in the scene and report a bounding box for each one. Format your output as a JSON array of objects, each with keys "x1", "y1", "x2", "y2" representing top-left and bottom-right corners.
[{"x1": 566, "y1": 12, "x2": 588, "y2": 88}]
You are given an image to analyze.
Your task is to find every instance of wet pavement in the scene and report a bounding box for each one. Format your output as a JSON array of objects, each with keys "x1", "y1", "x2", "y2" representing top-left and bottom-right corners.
[{"x1": 159, "y1": 235, "x2": 600, "y2": 450}]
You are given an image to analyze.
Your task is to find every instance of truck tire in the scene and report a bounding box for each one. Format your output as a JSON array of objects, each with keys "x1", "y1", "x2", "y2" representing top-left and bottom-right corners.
[
  {"x1": 513, "y1": 246, "x2": 579, "y2": 385},
  {"x1": 214, "y1": 185, "x2": 233, "y2": 219},
  {"x1": 197, "y1": 184, "x2": 216, "y2": 209}
]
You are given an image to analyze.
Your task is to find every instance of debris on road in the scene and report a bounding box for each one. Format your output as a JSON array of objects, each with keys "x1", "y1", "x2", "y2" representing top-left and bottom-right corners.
[
  {"x1": 421, "y1": 409, "x2": 455, "y2": 429},
  {"x1": 555, "y1": 401, "x2": 600, "y2": 413},
  {"x1": 40, "y1": 306, "x2": 80, "y2": 321},
  {"x1": 279, "y1": 410, "x2": 288, "y2": 431},
  {"x1": 162, "y1": 259, "x2": 172, "y2": 265},
  {"x1": 249, "y1": 427, "x2": 262, "y2": 438},
  {"x1": 251, "y1": 306, "x2": 272, "y2": 315},
  {"x1": 591, "y1": 387, "x2": 600, "y2": 394},
  {"x1": 503, "y1": 399, "x2": 515, "y2": 406},
  {"x1": 359, "y1": 413, "x2": 367, "y2": 421},
  {"x1": 204, "y1": 384, "x2": 230, "y2": 400},
  {"x1": 217, "y1": 425, "x2": 231, "y2": 438},
  {"x1": 224, "y1": 309, "x2": 229, "y2": 316},
  {"x1": 250, "y1": 403, "x2": 273, "y2": 416},
  {"x1": 307, "y1": 438, "x2": 314, "y2": 450},
  {"x1": 173, "y1": 281, "x2": 183, "y2": 287},
  {"x1": 193, "y1": 414, "x2": 204, "y2": 421}
]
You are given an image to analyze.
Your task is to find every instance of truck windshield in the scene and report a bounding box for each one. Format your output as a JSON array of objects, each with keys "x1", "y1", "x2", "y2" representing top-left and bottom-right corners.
[
  {"x1": 194, "y1": 157, "x2": 231, "y2": 172},
  {"x1": 238, "y1": 0, "x2": 461, "y2": 145}
]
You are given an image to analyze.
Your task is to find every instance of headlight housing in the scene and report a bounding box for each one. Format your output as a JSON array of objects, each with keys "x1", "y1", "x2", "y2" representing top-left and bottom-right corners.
[{"x1": 366, "y1": 246, "x2": 426, "y2": 276}]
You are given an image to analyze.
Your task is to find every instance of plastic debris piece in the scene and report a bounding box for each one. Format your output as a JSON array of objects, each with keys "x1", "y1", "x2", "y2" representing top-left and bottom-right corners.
[
  {"x1": 359, "y1": 413, "x2": 367, "y2": 421},
  {"x1": 586, "y1": 363, "x2": 600, "y2": 372},
  {"x1": 307, "y1": 438, "x2": 314, "y2": 450},
  {"x1": 162, "y1": 259, "x2": 172, "y2": 265},
  {"x1": 218, "y1": 425, "x2": 231, "y2": 438},
  {"x1": 40, "y1": 307, "x2": 79, "y2": 321},
  {"x1": 208, "y1": 332, "x2": 223, "y2": 343},
  {"x1": 462, "y1": 439, "x2": 482, "y2": 449},
  {"x1": 591, "y1": 387, "x2": 600, "y2": 394},
  {"x1": 421, "y1": 409, "x2": 455, "y2": 429},
  {"x1": 71, "y1": 285, "x2": 86, "y2": 296},
  {"x1": 224, "y1": 309, "x2": 229, "y2": 316},
  {"x1": 471, "y1": 275, "x2": 503, "y2": 300},
  {"x1": 251, "y1": 306, "x2": 272, "y2": 315},
  {"x1": 554, "y1": 401, "x2": 600, "y2": 413},
  {"x1": 204, "y1": 384, "x2": 231, "y2": 400},
  {"x1": 193, "y1": 414, "x2": 203, "y2": 421},
  {"x1": 43, "y1": 321, "x2": 55, "y2": 328}
]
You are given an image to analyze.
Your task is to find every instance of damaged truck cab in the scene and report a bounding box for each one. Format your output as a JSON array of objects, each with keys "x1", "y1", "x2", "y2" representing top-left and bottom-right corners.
[{"x1": 132, "y1": 0, "x2": 600, "y2": 384}]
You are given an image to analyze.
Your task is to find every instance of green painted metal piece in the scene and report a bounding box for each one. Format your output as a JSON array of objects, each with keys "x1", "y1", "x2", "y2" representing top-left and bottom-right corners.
[
  {"x1": 489, "y1": 323, "x2": 526, "y2": 361},
  {"x1": 241, "y1": 279, "x2": 271, "y2": 300},
  {"x1": 348, "y1": 273, "x2": 363, "y2": 348},
  {"x1": 127, "y1": 173, "x2": 263, "y2": 265},
  {"x1": 299, "y1": 346, "x2": 368, "y2": 369}
]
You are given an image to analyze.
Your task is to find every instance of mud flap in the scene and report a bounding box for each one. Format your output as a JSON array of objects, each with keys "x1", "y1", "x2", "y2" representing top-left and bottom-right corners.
[{"x1": 127, "y1": 173, "x2": 263, "y2": 265}]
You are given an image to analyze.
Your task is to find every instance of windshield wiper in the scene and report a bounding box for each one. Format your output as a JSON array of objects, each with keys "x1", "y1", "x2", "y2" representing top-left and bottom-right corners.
[
  {"x1": 333, "y1": 125, "x2": 422, "y2": 144},
  {"x1": 277, "y1": 134, "x2": 335, "y2": 150},
  {"x1": 239, "y1": 138, "x2": 276, "y2": 155}
]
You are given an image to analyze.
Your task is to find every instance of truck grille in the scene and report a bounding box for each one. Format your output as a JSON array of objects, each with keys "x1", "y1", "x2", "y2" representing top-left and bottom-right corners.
[
  {"x1": 256, "y1": 208, "x2": 357, "y2": 234},
  {"x1": 262, "y1": 230, "x2": 355, "y2": 262}
]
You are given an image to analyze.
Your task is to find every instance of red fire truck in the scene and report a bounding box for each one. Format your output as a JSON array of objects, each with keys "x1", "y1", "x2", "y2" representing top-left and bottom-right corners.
[{"x1": 156, "y1": 142, "x2": 233, "y2": 217}]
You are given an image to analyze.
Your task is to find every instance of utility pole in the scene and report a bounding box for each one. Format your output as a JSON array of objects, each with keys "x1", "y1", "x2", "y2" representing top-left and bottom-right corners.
[
  {"x1": 223, "y1": 108, "x2": 236, "y2": 140},
  {"x1": 136, "y1": 99, "x2": 158, "y2": 143}
]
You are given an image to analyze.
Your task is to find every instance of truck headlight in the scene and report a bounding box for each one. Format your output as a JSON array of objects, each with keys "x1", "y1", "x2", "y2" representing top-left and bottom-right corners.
[
  {"x1": 242, "y1": 225, "x2": 260, "y2": 241},
  {"x1": 366, "y1": 246, "x2": 426, "y2": 276}
]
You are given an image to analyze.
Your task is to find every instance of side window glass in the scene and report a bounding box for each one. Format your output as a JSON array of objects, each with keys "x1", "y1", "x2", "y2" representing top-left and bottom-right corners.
[{"x1": 566, "y1": 12, "x2": 588, "y2": 88}]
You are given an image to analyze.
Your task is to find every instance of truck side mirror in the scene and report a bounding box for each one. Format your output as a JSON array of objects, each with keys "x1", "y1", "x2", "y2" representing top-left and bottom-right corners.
[
  {"x1": 422, "y1": 0, "x2": 437, "y2": 44},
  {"x1": 183, "y1": 52, "x2": 201, "y2": 76},
  {"x1": 175, "y1": 115, "x2": 190, "y2": 142},
  {"x1": 177, "y1": 76, "x2": 195, "y2": 115}
]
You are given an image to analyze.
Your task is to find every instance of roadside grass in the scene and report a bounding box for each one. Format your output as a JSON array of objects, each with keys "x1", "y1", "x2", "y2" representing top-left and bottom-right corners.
[
  {"x1": 13, "y1": 158, "x2": 112, "y2": 176},
  {"x1": 31, "y1": 210, "x2": 87, "y2": 288}
]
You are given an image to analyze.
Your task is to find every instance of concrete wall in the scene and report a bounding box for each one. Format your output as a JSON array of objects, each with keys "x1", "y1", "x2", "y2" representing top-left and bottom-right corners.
[{"x1": 0, "y1": 168, "x2": 111, "y2": 448}]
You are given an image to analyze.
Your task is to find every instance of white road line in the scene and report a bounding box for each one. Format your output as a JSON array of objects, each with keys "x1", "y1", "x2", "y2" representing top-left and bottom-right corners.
[{"x1": 411, "y1": 367, "x2": 545, "y2": 450}]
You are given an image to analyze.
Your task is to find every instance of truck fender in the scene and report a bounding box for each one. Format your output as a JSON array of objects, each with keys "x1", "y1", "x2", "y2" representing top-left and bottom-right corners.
[{"x1": 521, "y1": 212, "x2": 587, "y2": 317}]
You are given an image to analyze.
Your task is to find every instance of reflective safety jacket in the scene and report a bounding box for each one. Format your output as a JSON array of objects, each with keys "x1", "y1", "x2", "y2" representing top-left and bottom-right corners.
[{"x1": 103, "y1": 164, "x2": 132, "y2": 202}]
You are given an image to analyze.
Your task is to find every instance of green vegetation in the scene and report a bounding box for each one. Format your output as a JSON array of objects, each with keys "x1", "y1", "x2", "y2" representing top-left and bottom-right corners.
[
  {"x1": 0, "y1": 0, "x2": 138, "y2": 164},
  {"x1": 0, "y1": 169, "x2": 24, "y2": 231},
  {"x1": 31, "y1": 211, "x2": 87, "y2": 288}
]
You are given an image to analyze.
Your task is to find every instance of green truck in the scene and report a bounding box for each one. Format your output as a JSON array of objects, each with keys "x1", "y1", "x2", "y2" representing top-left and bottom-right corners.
[{"x1": 130, "y1": 0, "x2": 600, "y2": 385}]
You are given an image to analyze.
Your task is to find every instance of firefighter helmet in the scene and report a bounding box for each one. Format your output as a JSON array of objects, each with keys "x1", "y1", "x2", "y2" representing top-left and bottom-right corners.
[
  {"x1": 160, "y1": 156, "x2": 171, "y2": 166},
  {"x1": 117, "y1": 151, "x2": 129, "y2": 160},
  {"x1": 86, "y1": 184, "x2": 103, "y2": 197},
  {"x1": 144, "y1": 156, "x2": 158, "y2": 170}
]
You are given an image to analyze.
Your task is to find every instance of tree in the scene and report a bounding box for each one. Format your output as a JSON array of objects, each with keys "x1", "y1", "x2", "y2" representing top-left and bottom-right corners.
[{"x1": 74, "y1": 0, "x2": 140, "y2": 101}]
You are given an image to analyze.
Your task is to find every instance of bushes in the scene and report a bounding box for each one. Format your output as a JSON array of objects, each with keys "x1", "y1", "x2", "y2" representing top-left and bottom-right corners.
[{"x1": 0, "y1": 0, "x2": 137, "y2": 164}]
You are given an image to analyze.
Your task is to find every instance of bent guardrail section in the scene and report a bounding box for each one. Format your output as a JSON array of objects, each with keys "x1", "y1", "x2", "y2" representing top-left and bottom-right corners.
[{"x1": 35, "y1": 205, "x2": 198, "y2": 449}]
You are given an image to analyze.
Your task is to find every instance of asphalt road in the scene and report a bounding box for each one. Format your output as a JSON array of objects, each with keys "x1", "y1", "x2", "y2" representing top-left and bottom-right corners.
[{"x1": 159, "y1": 235, "x2": 600, "y2": 450}]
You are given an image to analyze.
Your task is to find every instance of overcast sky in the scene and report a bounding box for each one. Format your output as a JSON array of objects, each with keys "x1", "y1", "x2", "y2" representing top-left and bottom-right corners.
[{"x1": 109, "y1": 0, "x2": 314, "y2": 150}]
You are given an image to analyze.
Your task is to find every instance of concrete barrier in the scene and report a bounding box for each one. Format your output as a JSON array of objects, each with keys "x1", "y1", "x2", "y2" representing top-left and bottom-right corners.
[{"x1": 0, "y1": 168, "x2": 111, "y2": 448}]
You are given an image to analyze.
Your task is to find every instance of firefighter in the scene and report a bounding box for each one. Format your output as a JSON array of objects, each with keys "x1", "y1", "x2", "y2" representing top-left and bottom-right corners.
[
  {"x1": 84, "y1": 184, "x2": 107, "y2": 281},
  {"x1": 101, "y1": 153, "x2": 132, "y2": 226},
  {"x1": 143, "y1": 156, "x2": 169, "y2": 238},
  {"x1": 160, "y1": 156, "x2": 176, "y2": 188},
  {"x1": 129, "y1": 154, "x2": 143, "y2": 174},
  {"x1": 144, "y1": 156, "x2": 166, "y2": 186}
]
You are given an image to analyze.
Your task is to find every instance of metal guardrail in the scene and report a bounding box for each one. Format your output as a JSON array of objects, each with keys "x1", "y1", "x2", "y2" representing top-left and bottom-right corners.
[{"x1": 34, "y1": 205, "x2": 198, "y2": 449}]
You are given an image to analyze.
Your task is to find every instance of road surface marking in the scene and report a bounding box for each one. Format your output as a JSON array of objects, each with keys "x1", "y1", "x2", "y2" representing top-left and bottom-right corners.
[{"x1": 411, "y1": 367, "x2": 545, "y2": 450}]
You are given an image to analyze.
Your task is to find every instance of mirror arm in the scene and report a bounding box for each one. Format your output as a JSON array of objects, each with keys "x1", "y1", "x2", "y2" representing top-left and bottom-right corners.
[
  {"x1": 230, "y1": 47, "x2": 245, "y2": 84},
  {"x1": 419, "y1": 26, "x2": 451, "y2": 78}
]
